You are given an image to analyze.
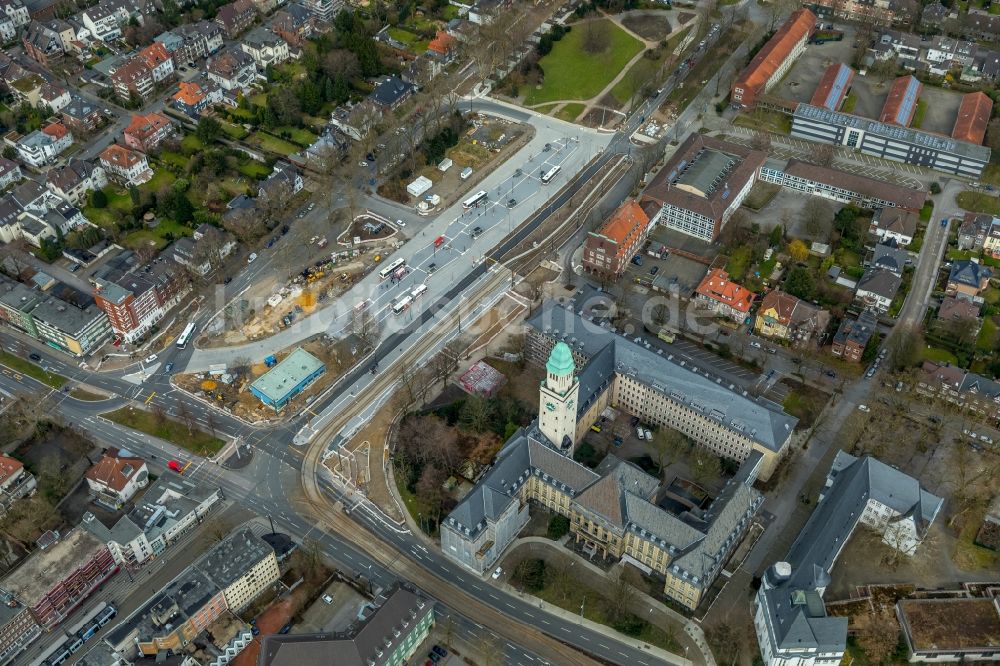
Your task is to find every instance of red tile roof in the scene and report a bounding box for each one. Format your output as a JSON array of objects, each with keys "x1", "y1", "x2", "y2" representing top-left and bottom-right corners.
[
  {"x1": 593, "y1": 201, "x2": 649, "y2": 259},
  {"x1": 427, "y1": 30, "x2": 456, "y2": 55},
  {"x1": 125, "y1": 112, "x2": 171, "y2": 141},
  {"x1": 41, "y1": 122, "x2": 68, "y2": 139},
  {"x1": 952, "y1": 91, "x2": 993, "y2": 145},
  {"x1": 174, "y1": 81, "x2": 205, "y2": 106},
  {"x1": 809, "y1": 63, "x2": 854, "y2": 110},
  {"x1": 139, "y1": 42, "x2": 171, "y2": 69},
  {"x1": 100, "y1": 143, "x2": 143, "y2": 168},
  {"x1": 0, "y1": 456, "x2": 23, "y2": 486},
  {"x1": 733, "y1": 9, "x2": 815, "y2": 98},
  {"x1": 85, "y1": 450, "x2": 145, "y2": 493},
  {"x1": 695, "y1": 269, "x2": 754, "y2": 313}
]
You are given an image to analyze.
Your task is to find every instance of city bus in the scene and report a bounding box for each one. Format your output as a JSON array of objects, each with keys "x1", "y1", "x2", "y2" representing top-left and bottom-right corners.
[
  {"x1": 462, "y1": 190, "x2": 488, "y2": 210},
  {"x1": 411, "y1": 284, "x2": 427, "y2": 299},
  {"x1": 540, "y1": 165, "x2": 561, "y2": 185},
  {"x1": 378, "y1": 257, "x2": 405, "y2": 280},
  {"x1": 176, "y1": 322, "x2": 196, "y2": 349},
  {"x1": 392, "y1": 296, "x2": 412, "y2": 315}
]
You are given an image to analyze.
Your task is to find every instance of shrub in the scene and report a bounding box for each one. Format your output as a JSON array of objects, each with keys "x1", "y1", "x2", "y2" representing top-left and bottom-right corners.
[
  {"x1": 546, "y1": 514, "x2": 570, "y2": 540},
  {"x1": 90, "y1": 190, "x2": 108, "y2": 208}
]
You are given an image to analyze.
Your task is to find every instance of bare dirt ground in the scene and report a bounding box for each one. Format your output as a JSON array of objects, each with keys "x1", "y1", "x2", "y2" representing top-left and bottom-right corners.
[{"x1": 326, "y1": 405, "x2": 403, "y2": 522}]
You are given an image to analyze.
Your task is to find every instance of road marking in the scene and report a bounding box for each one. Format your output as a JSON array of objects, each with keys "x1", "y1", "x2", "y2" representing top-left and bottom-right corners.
[
  {"x1": 599, "y1": 643, "x2": 610, "y2": 649},
  {"x1": 560, "y1": 627, "x2": 570, "y2": 633}
]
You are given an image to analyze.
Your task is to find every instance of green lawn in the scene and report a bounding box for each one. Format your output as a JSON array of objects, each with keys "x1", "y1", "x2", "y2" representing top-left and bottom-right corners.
[
  {"x1": 919, "y1": 200, "x2": 935, "y2": 222},
  {"x1": 725, "y1": 245, "x2": 753, "y2": 281},
  {"x1": 123, "y1": 218, "x2": 191, "y2": 251},
  {"x1": 218, "y1": 119, "x2": 248, "y2": 140},
  {"x1": 83, "y1": 187, "x2": 133, "y2": 228},
  {"x1": 0, "y1": 350, "x2": 67, "y2": 389},
  {"x1": 956, "y1": 191, "x2": 1000, "y2": 216},
  {"x1": 981, "y1": 163, "x2": 1000, "y2": 187},
  {"x1": 525, "y1": 19, "x2": 644, "y2": 105},
  {"x1": 180, "y1": 134, "x2": 204, "y2": 154},
  {"x1": 911, "y1": 99, "x2": 927, "y2": 129},
  {"x1": 554, "y1": 103, "x2": 585, "y2": 122},
  {"x1": 103, "y1": 406, "x2": 225, "y2": 456},
  {"x1": 610, "y1": 45, "x2": 673, "y2": 106},
  {"x1": 139, "y1": 169, "x2": 176, "y2": 195},
  {"x1": 977, "y1": 316, "x2": 997, "y2": 351},
  {"x1": 387, "y1": 27, "x2": 429, "y2": 52},
  {"x1": 69, "y1": 388, "x2": 107, "y2": 401},
  {"x1": 237, "y1": 159, "x2": 271, "y2": 179},
  {"x1": 276, "y1": 125, "x2": 318, "y2": 146},
  {"x1": 840, "y1": 92, "x2": 857, "y2": 113},
  {"x1": 250, "y1": 132, "x2": 300, "y2": 156},
  {"x1": 249, "y1": 93, "x2": 268, "y2": 108},
  {"x1": 733, "y1": 110, "x2": 792, "y2": 135},
  {"x1": 439, "y1": 4, "x2": 459, "y2": 19},
  {"x1": 160, "y1": 150, "x2": 188, "y2": 170},
  {"x1": 922, "y1": 346, "x2": 959, "y2": 365}
]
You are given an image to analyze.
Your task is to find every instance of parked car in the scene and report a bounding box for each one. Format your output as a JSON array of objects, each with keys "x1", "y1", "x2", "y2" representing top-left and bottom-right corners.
[
  {"x1": 322, "y1": 594, "x2": 334, "y2": 604},
  {"x1": 636, "y1": 427, "x2": 645, "y2": 440},
  {"x1": 650, "y1": 265, "x2": 659, "y2": 275},
  {"x1": 491, "y1": 567, "x2": 502, "y2": 579},
  {"x1": 643, "y1": 428, "x2": 652, "y2": 440},
  {"x1": 247, "y1": 252, "x2": 257, "y2": 263},
  {"x1": 750, "y1": 340, "x2": 762, "y2": 349},
  {"x1": 28, "y1": 353, "x2": 41, "y2": 362},
  {"x1": 433, "y1": 646, "x2": 448, "y2": 658},
  {"x1": 857, "y1": 404, "x2": 870, "y2": 412},
  {"x1": 144, "y1": 354, "x2": 158, "y2": 364},
  {"x1": 590, "y1": 424, "x2": 602, "y2": 432}
]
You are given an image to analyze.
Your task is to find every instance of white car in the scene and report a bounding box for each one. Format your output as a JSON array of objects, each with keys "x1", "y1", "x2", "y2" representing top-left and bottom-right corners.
[
  {"x1": 144, "y1": 354, "x2": 158, "y2": 364},
  {"x1": 857, "y1": 404, "x2": 870, "y2": 412},
  {"x1": 359, "y1": 161, "x2": 368, "y2": 167},
  {"x1": 247, "y1": 252, "x2": 257, "y2": 263},
  {"x1": 643, "y1": 428, "x2": 652, "y2": 440},
  {"x1": 322, "y1": 594, "x2": 334, "y2": 604},
  {"x1": 636, "y1": 427, "x2": 645, "y2": 440},
  {"x1": 750, "y1": 341, "x2": 762, "y2": 349},
  {"x1": 396, "y1": 219, "x2": 406, "y2": 227},
  {"x1": 491, "y1": 567, "x2": 502, "y2": 580}
]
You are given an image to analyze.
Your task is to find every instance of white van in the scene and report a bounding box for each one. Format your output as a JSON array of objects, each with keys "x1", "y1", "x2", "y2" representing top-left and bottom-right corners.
[
  {"x1": 636, "y1": 427, "x2": 645, "y2": 440},
  {"x1": 460, "y1": 166, "x2": 473, "y2": 180}
]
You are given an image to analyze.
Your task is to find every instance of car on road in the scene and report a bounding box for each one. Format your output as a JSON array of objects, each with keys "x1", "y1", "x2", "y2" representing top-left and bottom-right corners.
[
  {"x1": 750, "y1": 340, "x2": 762, "y2": 348},
  {"x1": 267, "y1": 237, "x2": 276, "y2": 248},
  {"x1": 543, "y1": 143, "x2": 551, "y2": 152},
  {"x1": 941, "y1": 218, "x2": 949, "y2": 228},
  {"x1": 69, "y1": 263, "x2": 81, "y2": 272},
  {"x1": 471, "y1": 226, "x2": 483, "y2": 238},
  {"x1": 857, "y1": 404, "x2": 870, "y2": 412},
  {"x1": 766, "y1": 347, "x2": 776, "y2": 354},
  {"x1": 28, "y1": 353, "x2": 41, "y2": 362},
  {"x1": 427, "y1": 263, "x2": 437, "y2": 273},
  {"x1": 279, "y1": 624, "x2": 291, "y2": 634},
  {"x1": 164, "y1": 362, "x2": 173, "y2": 373},
  {"x1": 590, "y1": 424, "x2": 601, "y2": 432},
  {"x1": 247, "y1": 252, "x2": 257, "y2": 263},
  {"x1": 507, "y1": 198, "x2": 517, "y2": 208},
  {"x1": 396, "y1": 219, "x2": 406, "y2": 227},
  {"x1": 980, "y1": 434, "x2": 994, "y2": 444},
  {"x1": 167, "y1": 460, "x2": 183, "y2": 473},
  {"x1": 491, "y1": 567, "x2": 502, "y2": 579},
  {"x1": 650, "y1": 265, "x2": 659, "y2": 275},
  {"x1": 358, "y1": 161, "x2": 368, "y2": 167},
  {"x1": 322, "y1": 594, "x2": 334, "y2": 604},
  {"x1": 224, "y1": 276, "x2": 232, "y2": 284},
  {"x1": 865, "y1": 368, "x2": 875, "y2": 378}
]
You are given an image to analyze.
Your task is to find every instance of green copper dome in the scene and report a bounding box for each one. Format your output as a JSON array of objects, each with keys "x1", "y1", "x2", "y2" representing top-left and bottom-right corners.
[{"x1": 546, "y1": 342, "x2": 575, "y2": 377}]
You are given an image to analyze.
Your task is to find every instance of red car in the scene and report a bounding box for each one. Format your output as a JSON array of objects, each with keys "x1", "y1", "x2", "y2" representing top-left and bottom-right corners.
[{"x1": 167, "y1": 460, "x2": 183, "y2": 474}]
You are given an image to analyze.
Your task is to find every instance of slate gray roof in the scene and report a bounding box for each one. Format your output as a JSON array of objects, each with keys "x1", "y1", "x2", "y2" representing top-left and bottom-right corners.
[
  {"x1": 857, "y1": 267, "x2": 902, "y2": 300},
  {"x1": 871, "y1": 240, "x2": 909, "y2": 275},
  {"x1": 758, "y1": 452, "x2": 942, "y2": 657},
  {"x1": 949, "y1": 260, "x2": 992, "y2": 288},
  {"x1": 527, "y1": 296, "x2": 797, "y2": 453}
]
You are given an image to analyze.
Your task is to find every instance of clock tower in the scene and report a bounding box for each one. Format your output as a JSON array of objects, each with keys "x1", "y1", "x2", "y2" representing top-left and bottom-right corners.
[{"x1": 538, "y1": 342, "x2": 579, "y2": 452}]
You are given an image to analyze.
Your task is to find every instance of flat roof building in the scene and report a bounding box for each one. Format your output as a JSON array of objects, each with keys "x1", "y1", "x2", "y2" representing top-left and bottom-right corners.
[
  {"x1": 249, "y1": 347, "x2": 325, "y2": 411},
  {"x1": 879, "y1": 75, "x2": 922, "y2": 126},
  {"x1": 760, "y1": 158, "x2": 926, "y2": 211},
  {"x1": 791, "y1": 102, "x2": 991, "y2": 177},
  {"x1": 732, "y1": 9, "x2": 816, "y2": 108},
  {"x1": 642, "y1": 134, "x2": 765, "y2": 241},
  {"x1": 810, "y1": 63, "x2": 854, "y2": 111},
  {"x1": 897, "y1": 598, "x2": 1000, "y2": 662},
  {"x1": 952, "y1": 91, "x2": 993, "y2": 145},
  {"x1": 258, "y1": 584, "x2": 435, "y2": 666}
]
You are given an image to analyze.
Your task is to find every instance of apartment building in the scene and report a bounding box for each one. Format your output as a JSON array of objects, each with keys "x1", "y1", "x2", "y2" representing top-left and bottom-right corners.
[
  {"x1": 21, "y1": 20, "x2": 62, "y2": 64},
  {"x1": 0, "y1": 528, "x2": 117, "y2": 629},
  {"x1": 61, "y1": 97, "x2": 103, "y2": 134},
  {"x1": 110, "y1": 57, "x2": 154, "y2": 101},
  {"x1": 0, "y1": 0, "x2": 29, "y2": 28},
  {"x1": 958, "y1": 212, "x2": 998, "y2": 251},
  {"x1": 915, "y1": 360, "x2": 1000, "y2": 420},
  {"x1": 790, "y1": 103, "x2": 991, "y2": 178},
  {"x1": 694, "y1": 269, "x2": 754, "y2": 323},
  {"x1": 0, "y1": 157, "x2": 21, "y2": 191},
  {"x1": 123, "y1": 112, "x2": 174, "y2": 153},
  {"x1": 0, "y1": 591, "x2": 39, "y2": 665},
  {"x1": 38, "y1": 83, "x2": 69, "y2": 113},
  {"x1": 93, "y1": 257, "x2": 186, "y2": 343},
  {"x1": 30, "y1": 290, "x2": 111, "y2": 357},
  {"x1": 207, "y1": 47, "x2": 257, "y2": 91},
  {"x1": 214, "y1": 0, "x2": 256, "y2": 38},
  {"x1": 641, "y1": 134, "x2": 765, "y2": 242},
  {"x1": 99, "y1": 144, "x2": 153, "y2": 186},
  {"x1": 0, "y1": 277, "x2": 40, "y2": 336},
  {"x1": 108, "y1": 530, "x2": 278, "y2": 659},
  {"x1": 9, "y1": 123, "x2": 73, "y2": 167},
  {"x1": 297, "y1": 0, "x2": 341, "y2": 22},
  {"x1": 138, "y1": 42, "x2": 174, "y2": 84},
  {"x1": 582, "y1": 201, "x2": 653, "y2": 279},
  {"x1": 81, "y1": 3, "x2": 120, "y2": 40},
  {"x1": 268, "y1": 4, "x2": 316, "y2": 47},
  {"x1": 831, "y1": 310, "x2": 878, "y2": 362},
  {"x1": 525, "y1": 291, "x2": 797, "y2": 479},
  {"x1": 172, "y1": 81, "x2": 222, "y2": 118},
  {"x1": 731, "y1": 9, "x2": 815, "y2": 108},
  {"x1": 755, "y1": 452, "x2": 942, "y2": 666},
  {"x1": 45, "y1": 159, "x2": 107, "y2": 205},
  {"x1": 260, "y1": 584, "x2": 434, "y2": 666},
  {"x1": 240, "y1": 27, "x2": 289, "y2": 68},
  {"x1": 0, "y1": 455, "x2": 37, "y2": 516}
]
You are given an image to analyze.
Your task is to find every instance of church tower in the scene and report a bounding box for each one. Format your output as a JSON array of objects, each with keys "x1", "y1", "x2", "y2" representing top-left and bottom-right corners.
[{"x1": 538, "y1": 342, "x2": 579, "y2": 451}]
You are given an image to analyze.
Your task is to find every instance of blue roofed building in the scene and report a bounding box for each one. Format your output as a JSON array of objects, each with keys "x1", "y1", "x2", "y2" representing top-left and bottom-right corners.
[
  {"x1": 810, "y1": 63, "x2": 854, "y2": 111},
  {"x1": 880, "y1": 75, "x2": 922, "y2": 126},
  {"x1": 369, "y1": 75, "x2": 414, "y2": 110},
  {"x1": 249, "y1": 347, "x2": 325, "y2": 411}
]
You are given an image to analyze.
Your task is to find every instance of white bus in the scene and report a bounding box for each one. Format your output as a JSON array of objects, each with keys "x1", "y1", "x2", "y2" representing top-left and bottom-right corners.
[
  {"x1": 392, "y1": 296, "x2": 412, "y2": 315},
  {"x1": 176, "y1": 322, "x2": 196, "y2": 349},
  {"x1": 378, "y1": 257, "x2": 405, "y2": 280},
  {"x1": 462, "y1": 190, "x2": 488, "y2": 210},
  {"x1": 411, "y1": 284, "x2": 427, "y2": 299},
  {"x1": 541, "y1": 165, "x2": 561, "y2": 184}
]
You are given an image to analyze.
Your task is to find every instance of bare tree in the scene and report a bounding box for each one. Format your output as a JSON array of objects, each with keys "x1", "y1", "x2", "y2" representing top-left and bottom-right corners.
[
  {"x1": 607, "y1": 566, "x2": 638, "y2": 624},
  {"x1": 801, "y1": 197, "x2": 832, "y2": 238},
  {"x1": 691, "y1": 448, "x2": 722, "y2": 486},
  {"x1": 806, "y1": 143, "x2": 836, "y2": 167},
  {"x1": 750, "y1": 130, "x2": 772, "y2": 152},
  {"x1": 650, "y1": 429, "x2": 688, "y2": 479},
  {"x1": 582, "y1": 20, "x2": 612, "y2": 54},
  {"x1": 176, "y1": 401, "x2": 196, "y2": 435},
  {"x1": 853, "y1": 607, "x2": 901, "y2": 664},
  {"x1": 222, "y1": 205, "x2": 268, "y2": 245}
]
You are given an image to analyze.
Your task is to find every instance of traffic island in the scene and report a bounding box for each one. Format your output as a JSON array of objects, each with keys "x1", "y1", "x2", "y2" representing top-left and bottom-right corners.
[{"x1": 101, "y1": 406, "x2": 225, "y2": 457}]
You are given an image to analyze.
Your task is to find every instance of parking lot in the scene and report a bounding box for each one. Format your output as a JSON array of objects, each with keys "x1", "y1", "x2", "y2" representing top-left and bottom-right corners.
[{"x1": 772, "y1": 23, "x2": 860, "y2": 106}]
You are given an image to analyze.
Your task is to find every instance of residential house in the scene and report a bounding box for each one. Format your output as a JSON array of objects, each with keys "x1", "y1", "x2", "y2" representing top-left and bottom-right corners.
[
  {"x1": 42, "y1": 18, "x2": 76, "y2": 52},
  {"x1": 870, "y1": 239, "x2": 909, "y2": 275},
  {"x1": 582, "y1": 200, "x2": 653, "y2": 279},
  {"x1": 947, "y1": 259, "x2": 993, "y2": 302},
  {"x1": 920, "y1": 1, "x2": 947, "y2": 28},
  {"x1": 468, "y1": 0, "x2": 507, "y2": 24},
  {"x1": 172, "y1": 20, "x2": 224, "y2": 63},
  {"x1": 855, "y1": 267, "x2": 901, "y2": 314},
  {"x1": 60, "y1": 96, "x2": 103, "y2": 134},
  {"x1": 369, "y1": 75, "x2": 414, "y2": 110},
  {"x1": 0, "y1": 454, "x2": 37, "y2": 514},
  {"x1": 8, "y1": 123, "x2": 72, "y2": 167},
  {"x1": 0, "y1": 13, "x2": 15, "y2": 41},
  {"x1": 330, "y1": 100, "x2": 380, "y2": 141},
  {"x1": 9, "y1": 179, "x2": 53, "y2": 214},
  {"x1": 831, "y1": 309, "x2": 878, "y2": 362},
  {"x1": 936, "y1": 295, "x2": 982, "y2": 338},
  {"x1": 123, "y1": 112, "x2": 174, "y2": 153},
  {"x1": 21, "y1": 20, "x2": 61, "y2": 64},
  {"x1": 171, "y1": 80, "x2": 221, "y2": 118},
  {"x1": 924, "y1": 36, "x2": 977, "y2": 75},
  {"x1": 871, "y1": 207, "x2": 917, "y2": 246},
  {"x1": 45, "y1": 159, "x2": 106, "y2": 205},
  {"x1": 85, "y1": 448, "x2": 148, "y2": 509},
  {"x1": 0, "y1": 157, "x2": 22, "y2": 190},
  {"x1": 268, "y1": 4, "x2": 315, "y2": 46},
  {"x1": 754, "y1": 290, "x2": 829, "y2": 344},
  {"x1": 240, "y1": 27, "x2": 289, "y2": 68},
  {"x1": 138, "y1": 41, "x2": 175, "y2": 84},
  {"x1": 958, "y1": 212, "x2": 996, "y2": 250},
  {"x1": 0, "y1": 0, "x2": 30, "y2": 28},
  {"x1": 983, "y1": 219, "x2": 1000, "y2": 258},
  {"x1": 110, "y1": 57, "x2": 154, "y2": 101},
  {"x1": 915, "y1": 360, "x2": 1000, "y2": 420},
  {"x1": 694, "y1": 268, "x2": 755, "y2": 323},
  {"x1": 250, "y1": 0, "x2": 282, "y2": 14},
  {"x1": 964, "y1": 11, "x2": 1000, "y2": 43},
  {"x1": 214, "y1": 0, "x2": 256, "y2": 38},
  {"x1": 426, "y1": 30, "x2": 457, "y2": 63},
  {"x1": 99, "y1": 144, "x2": 152, "y2": 186},
  {"x1": 37, "y1": 83, "x2": 69, "y2": 113},
  {"x1": 258, "y1": 160, "x2": 302, "y2": 198},
  {"x1": 207, "y1": 47, "x2": 257, "y2": 91},
  {"x1": 6, "y1": 72, "x2": 44, "y2": 107},
  {"x1": 168, "y1": 223, "x2": 236, "y2": 276}
]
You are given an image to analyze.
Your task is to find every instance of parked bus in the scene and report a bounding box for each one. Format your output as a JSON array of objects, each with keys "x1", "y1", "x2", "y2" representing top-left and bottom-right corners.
[
  {"x1": 462, "y1": 190, "x2": 488, "y2": 210},
  {"x1": 392, "y1": 296, "x2": 412, "y2": 315},
  {"x1": 541, "y1": 166, "x2": 561, "y2": 185},
  {"x1": 176, "y1": 322, "x2": 196, "y2": 349},
  {"x1": 411, "y1": 284, "x2": 427, "y2": 299},
  {"x1": 378, "y1": 257, "x2": 405, "y2": 280}
]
